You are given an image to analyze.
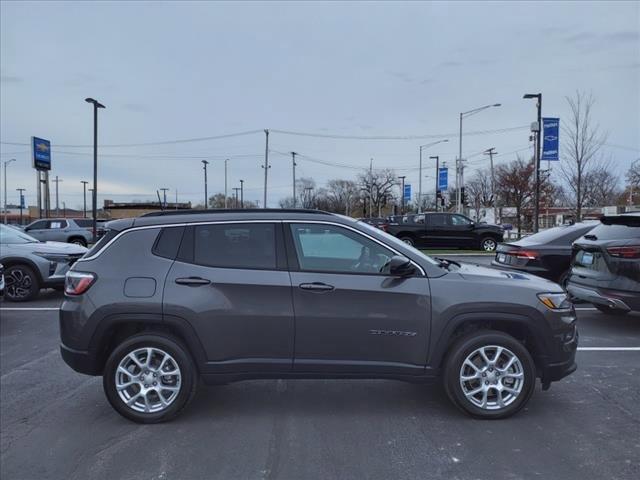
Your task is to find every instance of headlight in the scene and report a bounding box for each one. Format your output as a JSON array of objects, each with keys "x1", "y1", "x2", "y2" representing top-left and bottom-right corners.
[
  {"x1": 34, "y1": 252, "x2": 70, "y2": 262},
  {"x1": 537, "y1": 292, "x2": 572, "y2": 311}
]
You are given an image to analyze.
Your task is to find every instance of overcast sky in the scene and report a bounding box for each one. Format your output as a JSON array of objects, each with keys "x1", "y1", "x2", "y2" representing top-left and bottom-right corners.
[{"x1": 1, "y1": 0, "x2": 638, "y2": 210}]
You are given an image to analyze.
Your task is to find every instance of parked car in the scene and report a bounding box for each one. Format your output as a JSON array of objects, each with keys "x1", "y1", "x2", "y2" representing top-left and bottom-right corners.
[
  {"x1": 0, "y1": 224, "x2": 87, "y2": 301},
  {"x1": 60, "y1": 209, "x2": 577, "y2": 423},
  {"x1": 0, "y1": 263, "x2": 5, "y2": 300},
  {"x1": 386, "y1": 212, "x2": 504, "y2": 251},
  {"x1": 23, "y1": 218, "x2": 97, "y2": 246},
  {"x1": 566, "y1": 213, "x2": 640, "y2": 315},
  {"x1": 492, "y1": 222, "x2": 598, "y2": 287}
]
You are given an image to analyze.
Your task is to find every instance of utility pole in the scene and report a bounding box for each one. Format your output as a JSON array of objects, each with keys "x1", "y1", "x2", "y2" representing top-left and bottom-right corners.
[
  {"x1": 484, "y1": 148, "x2": 498, "y2": 224},
  {"x1": 398, "y1": 176, "x2": 406, "y2": 215},
  {"x1": 262, "y1": 129, "x2": 270, "y2": 208},
  {"x1": 224, "y1": 159, "x2": 229, "y2": 208},
  {"x1": 304, "y1": 187, "x2": 314, "y2": 209},
  {"x1": 81, "y1": 181, "x2": 89, "y2": 218},
  {"x1": 16, "y1": 188, "x2": 25, "y2": 225},
  {"x1": 291, "y1": 152, "x2": 297, "y2": 208},
  {"x1": 201, "y1": 160, "x2": 209, "y2": 208},
  {"x1": 63, "y1": 201, "x2": 66, "y2": 218},
  {"x1": 430, "y1": 156, "x2": 439, "y2": 212},
  {"x1": 524, "y1": 93, "x2": 542, "y2": 232},
  {"x1": 233, "y1": 187, "x2": 241, "y2": 208},
  {"x1": 160, "y1": 188, "x2": 169, "y2": 208},
  {"x1": 3, "y1": 159, "x2": 16, "y2": 224},
  {"x1": 418, "y1": 140, "x2": 448, "y2": 213},
  {"x1": 53, "y1": 176, "x2": 63, "y2": 216},
  {"x1": 85, "y1": 97, "x2": 105, "y2": 241},
  {"x1": 239, "y1": 180, "x2": 244, "y2": 208},
  {"x1": 369, "y1": 158, "x2": 373, "y2": 218},
  {"x1": 88, "y1": 189, "x2": 94, "y2": 215}
]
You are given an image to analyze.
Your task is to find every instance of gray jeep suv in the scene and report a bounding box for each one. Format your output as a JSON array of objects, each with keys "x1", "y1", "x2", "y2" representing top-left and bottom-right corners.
[{"x1": 59, "y1": 209, "x2": 578, "y2": 423}]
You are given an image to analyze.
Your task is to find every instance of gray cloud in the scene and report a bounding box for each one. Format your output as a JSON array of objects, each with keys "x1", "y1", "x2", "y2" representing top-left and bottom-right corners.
[{"x1": 1, "y1": 74, "x2": 24, "y2": 84}]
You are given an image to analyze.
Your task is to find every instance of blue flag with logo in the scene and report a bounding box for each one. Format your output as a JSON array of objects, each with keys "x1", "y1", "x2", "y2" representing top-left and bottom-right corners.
[
  {"x1": 403, "y1": 184, "x2": 412, "y2": 201},
  {"x1": 542, "y1": 118, "x2": 560, "y2": 161},
  {"x1": 438, "y1": 167, "x2": 448, "y2": 190}
]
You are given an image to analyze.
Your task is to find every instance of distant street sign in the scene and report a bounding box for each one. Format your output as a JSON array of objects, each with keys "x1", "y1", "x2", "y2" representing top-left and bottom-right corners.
[
  {"x1": 541, "y1": 118, "x2": 560, "y2": 161},
  {"x1": 403, "y1": 184, "x2": 412, "y2": 201},
  {"x1": 438, "y1": 167, "x2": 448, "y2": 190},
  {"x1": 32, "y1": 137, "x2": 51, "y2": 170}
]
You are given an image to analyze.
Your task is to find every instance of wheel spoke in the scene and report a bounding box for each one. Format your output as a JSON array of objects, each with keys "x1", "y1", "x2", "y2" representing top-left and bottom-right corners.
[
  {"x1": 160, "y1": 369, "x2": 179, "y2": 377},
  {"x1": 464, "y1": 359, "x2": 480, "y2": 372},
  {"x1": 461, "y1": 372, "x2": 480, "y2": 381},
  {"x1": 479, "y1": 348, "x2": 491, "y2": 366},
  {"x1": 127, "y1": 353, "x2": 144, "y2": 369},
  {"x1": 126, "y1": 392, "x2": 143, "y2": 406},
  {"x1": 117, "y1": 366, "x2": 134, "y2": 377},
  {"x1": 145, "y1": 348, "x2": 154, "y2": 368},
  {"x1": 498, "y1": 356, "x2": 516, "y2": 372},
  {"x1": 464, "y1": 386, "x2": 483, "y2": 398},
  {"x1": 503, "y1": 372, "x2": 523, "y2": 379},
  {"x1": 493, "y1": 347, "x2": 504, "y2": 363},
  {"x1": 117, "y1": 381, "x2": 136, "y2": 391}
]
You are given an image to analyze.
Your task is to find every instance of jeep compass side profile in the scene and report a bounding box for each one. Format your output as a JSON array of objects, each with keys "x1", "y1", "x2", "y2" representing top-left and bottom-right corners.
[{"x1": 59, "y1": 210, "x2": 577, "y2": 423}]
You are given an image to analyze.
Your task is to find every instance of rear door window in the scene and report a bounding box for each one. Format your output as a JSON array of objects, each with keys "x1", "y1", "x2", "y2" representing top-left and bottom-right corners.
[
  {"x1": 427, "y1": 214, "x2": 447, "y2": 227},
  {"x1": 585, "y1": 224, "x2": 640, "y2": 241},
  {"x1": 193, "y1": 223, "x2": 277, "y2": 270}
]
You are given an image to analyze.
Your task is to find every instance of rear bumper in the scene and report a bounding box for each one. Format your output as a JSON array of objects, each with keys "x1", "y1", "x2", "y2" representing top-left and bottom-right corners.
[
  {"x1": 566, "y1": 283, "x2": 637, "y2": 312},
  {"x1": 60, "y1": 343, "x2": 101, "y2": 375}
]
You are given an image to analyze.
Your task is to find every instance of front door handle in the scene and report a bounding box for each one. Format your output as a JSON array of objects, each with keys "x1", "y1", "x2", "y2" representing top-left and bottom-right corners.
[
  {"x1": 299, "y1": 282, "x2": 335, "y2": 292},
  {"x1": 175, "y1": 277, "x2": 211, "y2": 286}
]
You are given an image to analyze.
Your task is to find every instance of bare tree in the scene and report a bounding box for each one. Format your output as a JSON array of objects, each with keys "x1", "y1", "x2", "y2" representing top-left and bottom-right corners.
[
  {"x1": 465, "y1": 168, "x2": 493, "y2": 221},
  {"x1": 583, "y1": 164, "x2": 621, "y2": 207},
  {"x1": 326, "y1": 179, "x2": 360, "y2": 215},
  {"x1": 495, "y1": 156, "x2": 535, "y2": 236},
  {"x1": 560, "y1": 91, "x2": 607, "y2": 221},
  {"x1": 627, "y1": 159, "x2": 640, "y2": 188},
  {"x1": 357, "y1": 168, "x2": 397, "y2": 217}
]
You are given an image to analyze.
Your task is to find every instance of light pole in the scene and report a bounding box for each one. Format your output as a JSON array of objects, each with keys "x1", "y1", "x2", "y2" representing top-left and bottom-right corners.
[
  {"x1": 160, "y1": 188, "x2": 169, "y2": 208},
  {"x1": 484, "y1": 148, "x2": 498, "y2": 223},
  {"x1": 81, "y1": 181, "x2": 88, "y2": 218},
  {"x1": 53, "y1": 175, "x2": 63, "y2": 216},
  {"x1": 457, "y1": 103, "x2": 501, "y2": 213},
  {"x1": 3, "y1": 158, "x2": 16, "y2": 224},
  {"x1": 262, "y1": 129, "x2": 270, "y2": 208},
  {"x1": 291, "y1": 152, "x2": 297, "y2": 208},
  {"x1": 239, "y1": 179, "x2": 244, "y2": 208},
  {"x1": 85, "y1": 97, "x2": 105, "y2": 241},
  {"x1": 224, "y1": 159, "x2": 229, "y2": 208},
  {"x1": 398, "y1": 176, "x2": 406, "y2": 214},
  {"x1": 16, "y1": 188, "x2": 25, "y2": 225},
  {"x1": 430, "y1": 156, "x2": 440, "y2": 211},
  {"x1": 233, "y1": 187, "x2": 241, "y2": 208},
  {"x1": 201, "y1": 160, "x2": 209, "y2": 208},
  {"x1": 419, "y1": 139, "x2": 448, "y2": 213},
  {"x1": 523, "y1": 93, "x2": 542, "y2": 232}
]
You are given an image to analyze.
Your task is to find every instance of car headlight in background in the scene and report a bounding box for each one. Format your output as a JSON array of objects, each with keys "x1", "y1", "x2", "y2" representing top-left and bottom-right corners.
[
  {"x1": 33, "y1": 252, "x2": 71, "y2": 262},
  {"x1": 537, "y1": 292, "x2": 572, "y2": 311}
]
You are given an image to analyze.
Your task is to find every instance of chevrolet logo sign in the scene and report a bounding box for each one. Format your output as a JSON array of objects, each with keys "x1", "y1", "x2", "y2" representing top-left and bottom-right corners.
[{"x1": 35, "y1": 142, "x2": 50, "y2": 152}]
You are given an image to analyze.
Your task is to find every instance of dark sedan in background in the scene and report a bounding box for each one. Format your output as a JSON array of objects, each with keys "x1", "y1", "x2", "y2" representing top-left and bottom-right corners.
[{"x1": 492, "y1": 222, "x2": 597, "y2": 286}]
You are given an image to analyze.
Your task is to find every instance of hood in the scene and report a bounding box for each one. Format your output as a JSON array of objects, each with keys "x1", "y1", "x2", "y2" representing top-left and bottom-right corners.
[
  {"x1": 8, "y1": 241, "x2": 88, "y2": 255},
  {"x1": 455, "y1": 262, "x2": 561, "y2": 291}
]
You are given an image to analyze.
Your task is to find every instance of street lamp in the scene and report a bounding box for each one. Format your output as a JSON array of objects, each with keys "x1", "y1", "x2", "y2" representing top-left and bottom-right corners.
[
  {"x1": 457, "y1": 103, "x2": 501, "y2": 213},
  {"x1": 523, "y1": 93, "x2": 542, "y2": 232},
  {"x1": 418, "y1": 139, "x2": 448, "y2": 213},
  {"x1": 398, "y1": 176, "x2": 407, "y2": 214},
  {"x1": 3, "y1": 158, "x2": 16, "y2": 224},
  {"x1": 80, "y1": 181, "x2": 89, "y2": 218},
  {"x1": 239, "y1": 179, "x2": 244, "y2": 208},
  {"x1": 85, "y1": 97, "x2": 105, "y2": 242},
  {"x1": 201, "y1": 160, "x2": 209, "y2": 208}
]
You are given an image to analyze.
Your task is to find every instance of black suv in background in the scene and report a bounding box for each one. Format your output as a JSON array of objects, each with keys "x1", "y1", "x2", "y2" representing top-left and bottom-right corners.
[
  {"x1": 567, "y1": 213, "x2": 640, "y2": 315},
  {"x1": 493, "y1": 222, "x2": 597, "y2": 286},
  {"x1": 386, "y1": 212, "x2": 504, "y2": 251}
]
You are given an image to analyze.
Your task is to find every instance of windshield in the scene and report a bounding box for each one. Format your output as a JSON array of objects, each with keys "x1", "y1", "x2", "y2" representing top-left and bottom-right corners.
[
  {"x1": 357, "y1": 220, "x2": 439, "y2": 265},
  {"x1": 516, "y1": 222, "x2": 597, "y2": 246},
  {"x1": 0, "y1": 224, "x2": 39, "y2": 244}
]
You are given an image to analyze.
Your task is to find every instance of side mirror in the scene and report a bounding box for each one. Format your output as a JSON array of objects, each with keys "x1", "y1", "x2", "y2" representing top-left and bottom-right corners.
[{"x1": 388, "y1": 255, "x2": 415, "y2": 277}]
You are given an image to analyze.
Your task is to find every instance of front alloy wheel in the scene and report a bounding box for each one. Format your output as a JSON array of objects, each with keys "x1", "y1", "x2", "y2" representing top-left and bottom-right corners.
[
  {"x1": 4, "y1": 265, "x2": 39, "y2": 302},
  {"x1": 444, "y1": 331, "x2": 535, "y2": 419},
  {"x1": 103, "y1": 334, "x2": 197, "y2": 423},
  {"x1": 481, "y1": 237, "x2": 497, "y2": 252}
]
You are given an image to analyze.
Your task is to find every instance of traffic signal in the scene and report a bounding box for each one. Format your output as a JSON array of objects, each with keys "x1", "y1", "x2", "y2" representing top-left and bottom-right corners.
[{"x1": 460, "y1": 187, "x2": 466, "y2": 205}]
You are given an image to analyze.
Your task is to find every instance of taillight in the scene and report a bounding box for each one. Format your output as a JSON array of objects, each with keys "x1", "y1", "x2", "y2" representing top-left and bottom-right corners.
[
  {"x1": 65, "y1": 271, "x2": 96, "y2": 295},
  {"x1": 607, "y1": 246, "x2": 640, "y2": 259},
  {"x1": 379, "y1": 223, "x2": 389, "y2": 232},
  {"x1": 511, "y1": 250, "x2": 539, "y2": 260}
]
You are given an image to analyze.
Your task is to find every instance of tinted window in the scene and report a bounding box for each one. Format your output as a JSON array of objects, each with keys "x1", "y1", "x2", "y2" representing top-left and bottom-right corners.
[
  {"x1": 585, "y1": 223, "x2": 640, "y2": 241},
  {"x1": 450, "y1": 215, "x2": 472, "y2": 226},
  {"x1": 74, "y1": 219, "x2": 92, "y2": 228},
  {"x1": 290, "y1": 223, "x2": 393, "y2": 274},
  {"x1": 428, "y1": 214, "x2": 447, "y2": 227},
  {"x1": 518, "y1": 223, "x2": 596, "y2": 246},
  {"x1": 85, "y1": 229, "x2": 118, "y2": 256},
  {"x1": 28, "y1": 220, "x2": 47, "y2": 229},
  {"x1": 153, "y1": 226, "x2": 185, "y2": 259},
  {"x1": 194, "y1": 223, "x2": 276, "y2": 269}
]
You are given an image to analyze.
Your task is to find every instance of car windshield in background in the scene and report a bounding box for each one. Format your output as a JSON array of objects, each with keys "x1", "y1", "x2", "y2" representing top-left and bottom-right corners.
[
  {"x1": 74, "y1": 219, "x2": 93, "y2": 228},
  {"x1": 586, "y1": 223, "x2": 640, "y2": 241},
  {"x1": 516, "y1": 222, "x2": 597, "y2": 245},
  {"x1": 0, "y1": 224, "x2": 39, "y2": 244},
  {"x1": 357, "y1": 220, "x2": 439, "y2": 265}
]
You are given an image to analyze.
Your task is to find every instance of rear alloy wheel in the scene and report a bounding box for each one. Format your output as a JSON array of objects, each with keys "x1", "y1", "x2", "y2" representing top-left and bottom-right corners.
[
  {"x1": 480, "y1": 237, "x2": 497, "y2": 252},
  {"x1": 594, "y1": 305, "x2": 629, "y2": 316},
  {"x1": 69, "y1": 237, "x2": 87, "y2": 247},
  {"x1": 4, "y1": 265, "x2": 40, "y2": 302},
  {"x1": 444, "y1": 331, "x2": 535, "y2": 419},
  {"x1": 400, "y1": 237, "x2": 415, "y2": 247},
  {"x1": 103, "y1": 334, "x2": 197, "y2": 423}
]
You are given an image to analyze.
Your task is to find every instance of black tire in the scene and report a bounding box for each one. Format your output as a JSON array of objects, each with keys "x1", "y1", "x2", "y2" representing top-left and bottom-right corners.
[
  {"x1": 103, "y1": 333, "x2": 198, "y2": 423},
  {"x1": 558, "y1": 271, "x2": 569, "y2": 290},
  {"x1": 443, "y1": 330, "x2": 536, "y2": 419},
  {"x1": 594, "y1": 305, "x2": 629, "y2": 316},
  {"x1": 68, "y1": 237, "x2": 87, "y2": 247},
  {"x1": 4, "y1": 264, "x2": 40, "y2": 302},
  {"x1": 479, "y1": 236, "x2": 498, "y2": 252},
  {"x1": 400, "y1": 236, "x2": 415, "y2": 247}
]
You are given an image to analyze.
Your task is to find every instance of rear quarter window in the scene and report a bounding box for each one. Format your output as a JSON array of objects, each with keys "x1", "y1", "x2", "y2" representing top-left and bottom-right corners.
[
  {"x1": 152, "y1": 226, "x2": 186, "y2": 259},
  {"x1": 584, "y1": 224, "x2": 640, "y2": 241}
]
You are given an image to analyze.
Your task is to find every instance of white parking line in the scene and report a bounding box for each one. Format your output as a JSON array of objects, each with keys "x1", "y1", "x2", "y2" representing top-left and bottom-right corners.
[
  {"x1": 0, "y1": 307, "x2": 60, "y2": 311},
  {"x1": 578, "y1": 347, "x2": 640, "y2": 351},
  {"x1": 575, "y1": 307, "x2": 598, "y2": 311}
]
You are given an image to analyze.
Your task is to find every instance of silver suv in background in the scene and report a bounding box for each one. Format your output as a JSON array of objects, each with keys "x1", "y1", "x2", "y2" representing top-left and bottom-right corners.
[
  {"x1": 0, "y1": 224, "x2": 87, "y2": 301},
  {"x1": 23, "y1": 218, "x2": 97, "y2": 246}
]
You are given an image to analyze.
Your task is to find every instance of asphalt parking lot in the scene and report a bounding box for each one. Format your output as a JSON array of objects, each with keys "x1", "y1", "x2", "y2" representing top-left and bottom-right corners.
[{"x1": 1, "y1": 266, "x2": 639, "y2": 480}]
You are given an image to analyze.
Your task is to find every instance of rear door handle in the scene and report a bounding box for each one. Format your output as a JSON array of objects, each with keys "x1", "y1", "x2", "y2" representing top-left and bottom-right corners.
[
  {"x1": 175, "y1": 277, "x2": 211, "y2": 286},
  {"x1": 299, "y1": 282, "x2": 335, "y2": 292}
]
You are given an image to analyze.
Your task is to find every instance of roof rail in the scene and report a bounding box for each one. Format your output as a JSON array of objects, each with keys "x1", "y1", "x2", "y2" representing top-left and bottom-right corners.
[{"x1": 140, "y1": 208, "x2": 332, "y2": 217}]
